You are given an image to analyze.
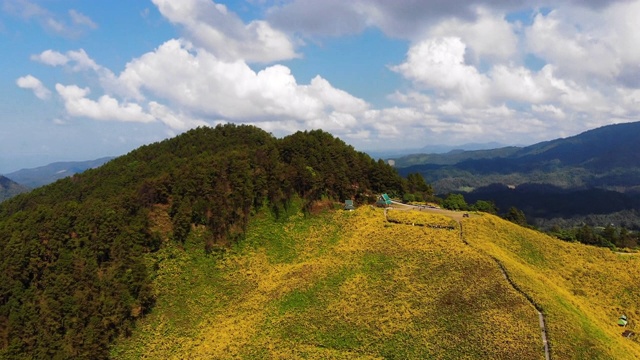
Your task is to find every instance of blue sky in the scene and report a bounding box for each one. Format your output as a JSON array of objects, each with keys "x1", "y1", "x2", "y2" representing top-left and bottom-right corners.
[{"x1": 2, "y1": 0, "x2": 640, "y2": 173}]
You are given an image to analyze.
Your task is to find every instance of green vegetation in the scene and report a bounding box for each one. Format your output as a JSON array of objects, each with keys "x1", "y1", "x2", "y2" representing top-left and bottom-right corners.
[
  {"x1": 395, "y1": 121, "x2": 640, "y2": 230},
  {"x1": 463, "y1": 214, "x2": 640, "y2": 359},
  {"x1": 442, "y1": 193, "x2": 468, "y2": 211},
  {"x1": 111, "y1": 206, "x2": 543, "y2": 359},
  {"x1": 386, "y1": 209, "x2": 458, "y2": 228},
  {"x1": 0, "y1": 125, "x2": 404, "y2": 359},
  {"x1": 112, "y1": 206, "x2": 640, "y2": 359},
  {"x1": 2, "y1": 122, "x2": 640, "y2": 359}
]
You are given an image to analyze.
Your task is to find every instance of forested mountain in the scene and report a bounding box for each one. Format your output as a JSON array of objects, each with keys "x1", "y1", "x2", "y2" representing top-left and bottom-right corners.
[
  {"x1": 0, "y1": 125, "x2": 404, "y2": 359},
  {"x1": 0, "y1": 176, "x2": 28, "y2": 202},
  {"x1": 5, "y1": 157, "x2": 114, "y2": 189},
  {"x1": 396, "y1": 121, "x2": 640, "y2": 193}
]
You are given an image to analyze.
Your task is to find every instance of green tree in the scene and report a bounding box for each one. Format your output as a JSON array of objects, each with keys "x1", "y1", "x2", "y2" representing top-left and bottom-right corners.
[
  {"x1": 503, "y1": 207, "x2": 527, "y2": 226},
  {"x1": 472, "y1": 200, "x2": 498, "y2": 214},
  {"x1": 442, "y1": 193, "x2": 467, "y2": 211}
]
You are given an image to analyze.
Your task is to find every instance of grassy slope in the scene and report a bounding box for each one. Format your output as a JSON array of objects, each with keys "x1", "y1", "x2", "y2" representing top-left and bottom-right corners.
[
  {"x1": 111, "y1": 206, "x2": 639, "y2": 359},
  {"x1": 463, "y1": 215, "x2": 640, "y2": 359},
  {"x1": 111, "y1": 206, "x2": 543, "y2": 359}
]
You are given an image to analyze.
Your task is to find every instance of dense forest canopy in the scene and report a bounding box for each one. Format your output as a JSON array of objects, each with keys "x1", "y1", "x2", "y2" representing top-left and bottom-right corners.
[{"x1": 0, "y1": 124, "x2": 406, "y2": 359}]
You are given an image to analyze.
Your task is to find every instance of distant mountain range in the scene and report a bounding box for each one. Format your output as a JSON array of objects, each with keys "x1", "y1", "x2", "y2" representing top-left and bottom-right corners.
[
  {"x1": 4, "y1": 156, "x2": 114, "y2": 189},
  {"x1": 395, "y1": 121, "x2": 640, "y2": 194},
  {"x1": 0, "y1": 176, "x2": 29, "y2": 202},
  {"x1": 394, "y1": 121, "x2": 640, "y2": 228},
  {"x1": 365, "y1": 141, "x2": 507, "y2": 160}
]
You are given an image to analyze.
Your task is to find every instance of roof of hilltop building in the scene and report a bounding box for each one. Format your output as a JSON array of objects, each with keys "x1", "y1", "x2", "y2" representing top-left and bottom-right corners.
[
  {"x1": 379, "y1": 194, "x2": 392, "y2": 204},
  {"x1": 344, "y1": 200, "x2": 355, "y2": 210}
]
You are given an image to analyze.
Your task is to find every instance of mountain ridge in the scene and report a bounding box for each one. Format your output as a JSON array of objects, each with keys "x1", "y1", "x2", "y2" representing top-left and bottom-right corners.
[
  {"x1": 0, "y1": 175, "x2": 29, "y2": 202},
  {"x1": 395, "y1": 121, "x2": 640, "y2": 193},
  {"x1": 4, "y1": 156, "x2": 114, "y2": 189}
]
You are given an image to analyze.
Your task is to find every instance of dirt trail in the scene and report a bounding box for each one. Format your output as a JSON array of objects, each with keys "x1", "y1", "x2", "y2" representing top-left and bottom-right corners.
[
  {"x1": 384, "y1": 203, "x2": 551, "y2": 360},
  {"x1": 388, "y1": 201, "x2": 468, "y2": 221},
  {"x1": 459, "y1": 221, "x2": 552, "y2": 360}
]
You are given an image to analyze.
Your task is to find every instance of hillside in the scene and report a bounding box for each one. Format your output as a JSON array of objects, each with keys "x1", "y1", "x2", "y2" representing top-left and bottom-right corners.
[
  {"x1": 111, "y1": 206, "x2": 640, "y2": 359},
  {"x1": 464, "y1": 215, "x2": 640, "y2": 359},
  {"x1": 2, "y1": 123, "x2": 638, "y2": 359},
  {"x1": 0, "y1": 125, "x2": 404, "y2": 359},
  {"x1": 395, "y1": 121, "x2": 640, "y2": 194},
  {"x1": 0, "y1": 175, "x2": 28, "y2": 202},
  {"x1": 4, "y1": 157, "x2": 114, "y2": 189}
]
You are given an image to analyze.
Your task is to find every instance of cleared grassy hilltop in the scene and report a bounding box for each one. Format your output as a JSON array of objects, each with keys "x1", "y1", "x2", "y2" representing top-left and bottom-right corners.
[{"x1": 111, "y1": 204, "x2": 640, "y2": 359}]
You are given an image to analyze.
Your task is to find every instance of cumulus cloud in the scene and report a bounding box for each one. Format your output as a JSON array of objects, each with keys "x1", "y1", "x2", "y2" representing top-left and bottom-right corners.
[
  {"x1": 391, "y1": 37, "x2": 490, "y2": 106},
  {"x1": 526, "y1": 10, "x2": 619, "y2": 80},
  {"x1": 16, "y1": 74, "x2": 51, "y2": 99},
  {"x1": 267, "y1": 0, "x2": 640, "y2": 144},
  {"x1": 427, "y1": 7, "x2": 518, "y2": 62},
  {"x1": 268, "y1": 0, "x2": 480, "y2": 39},
  {"x1": 55, "y1": 84, "x2": 155, "y2": 123},
  {"x1": 117, "y1": 39, "x2": 368, "y2": 126},
  {"x1": 148, "y1": 101, "x2": 210, "y2": 130},
  {"x1": 31, "y1": 49, "x2": 69, "y2": 66},
  {"x1": 18, "y1": 0, "x2": 640, "y2": 149},
  {"x1": 268, "y1": 0, "x2": 634, "y2": 40},
  {"x1": 526, "y1": 2, "x2": 640, "y2": 83},
  {"x1": 152, "y1": 0, "x2": 298, "y2": 62},
  {"x1": 31, "y1": 49, "x2": 100, "y2": 71}
]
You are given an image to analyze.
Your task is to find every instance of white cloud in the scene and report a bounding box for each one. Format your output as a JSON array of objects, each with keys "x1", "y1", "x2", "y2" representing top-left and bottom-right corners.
[
  {"x1": 305, "y1": 76, "x2": 368, "y2": 114},
  {"x1": 30, "y1": 48, "x2": 129, "y2": 100},
  {"x1": 16, "y1": 74, "x2": 51, "y2": 99},
  {"x1": 19, "y1": 0, "x2": 640, "y2": 150},
  {"x1": 55, "y1": 84, "x2": 155, "y2": 123},
  {"x1": 30, "y1": 37, "x2": 372, "y2": 138},
  {"x1": 526, "y1": 10, "x2": 619, "y2": 80},
  {"x1": 148, "y1": 101, "x2": 209, "y2": 130},
  {"x1": 31, "y1": 49, "x2": 69, "y2": 66},
  {"x1": 68, "y1": 9, "x2": 97, "y2": 29},
  {"x1": 532, "y1": 104, "x2": 566, "y2": 120},
  {"x1": 3, "y1": 0, "x2": 97, "y2": 36},
  {"x1": 427, "y1": 7, "x2": 518, "y2": 62},
  {"x1": 391, "y1": 37, "x2": 490, "y2": 106},
  {"x1": 32, "y1": 49, "x2": 100, "y2": 71},
  {"x1": 490, "y1": 64, "x2": 552, "y2": 103},
  {"x1": 525, "y1": 2, "x2": 640, "y2": 84},
  {"x1": 152, "y1": 0, "x2": 298, "y2": 62},
  {"x1": 117, "y1": 39, "x2": 367, "y2": 126}
]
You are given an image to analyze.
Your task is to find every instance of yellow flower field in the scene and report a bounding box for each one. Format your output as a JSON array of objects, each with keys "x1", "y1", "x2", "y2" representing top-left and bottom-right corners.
[
  {"x1": 111, "y1": 206, "x2": 639, "y2": 359},
  {"x1": 463, "y1": 214, "x2": 640, "y2": 359}
]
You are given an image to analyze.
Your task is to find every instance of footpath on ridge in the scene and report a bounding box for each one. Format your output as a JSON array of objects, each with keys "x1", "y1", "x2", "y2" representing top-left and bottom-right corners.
[{"x1": 384, "y1": 202, "x2": 552, "y2": 360}]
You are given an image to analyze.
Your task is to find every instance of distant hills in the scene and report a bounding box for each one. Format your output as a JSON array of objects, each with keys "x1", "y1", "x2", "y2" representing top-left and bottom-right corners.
[
  {"x1": 365, "y1": 141, "x2": 507, "y2": 160},
  {"x1": 0, "y1": 175, "x2": 28, "y2": 202},
  {"x1": 4, "y1": 156, "x2": 114, "y2": 189},
  {"x1": 395, "y1": 121, "x2": 640, "y2": 193},
  {"x1": 394, "y1": 121, "x2": 640, "y2": 228}
]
